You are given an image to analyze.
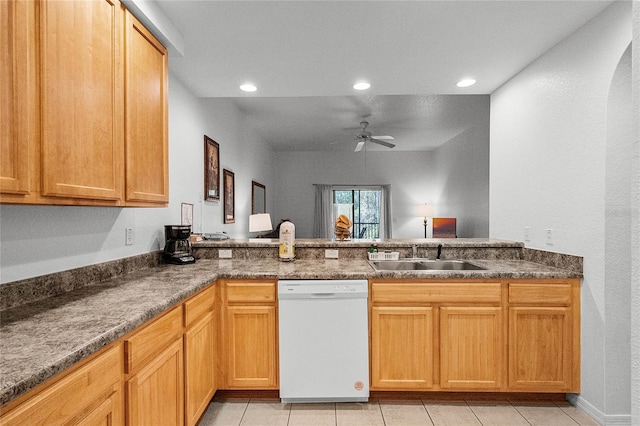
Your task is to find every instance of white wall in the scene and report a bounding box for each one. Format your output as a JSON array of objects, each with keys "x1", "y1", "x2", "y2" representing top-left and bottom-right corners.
[
  {"x1": 196, "y1": 98, "x2": 275, "y2": 237},
  {"x1": 604, "y1": 44, "x2": 633, "y2": 419},
  {"x1": 630, "y1": 2, "x2": 640, "y2": 423},
  {"x1": 271, "y1": 135, "x2": 489, "y2": 240},
  {"x1": 431, "y1": 119, "x2": 490, "y2": 238},
  {"x1": 271, "y1": 150, "x2": 433, "y2": 238},
  {"x1": 272, "y1": 97, "x2": 490, "y2": 240},
  {"x1": 0, "y1": 75, "x2": 274, "y2": 284},
  {"x1": 490, "y1": 2, "x2": 632, "y2": 423}
]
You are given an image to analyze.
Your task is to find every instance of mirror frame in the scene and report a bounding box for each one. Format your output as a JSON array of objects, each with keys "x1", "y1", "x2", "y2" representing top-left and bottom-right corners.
[{"x1": 251, "y1": 181, "x2": 266, "y2": 214}]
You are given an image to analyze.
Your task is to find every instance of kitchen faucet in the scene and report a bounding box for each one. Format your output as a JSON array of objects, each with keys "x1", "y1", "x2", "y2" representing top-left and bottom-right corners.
[{"x1": 436, "y1": 243, "x2": 443, "y2": 260}]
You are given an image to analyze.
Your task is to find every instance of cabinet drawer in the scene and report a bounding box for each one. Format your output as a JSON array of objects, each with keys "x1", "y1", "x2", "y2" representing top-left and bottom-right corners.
[
  {"x1": 371, "y1": 282, "x2": 501, "y2": 304},
  {"x1": 509, "y1": 283, "x2": 572, "y2": 305},
  {"x1": 125, "y1": 306, "x2": 182, "y2": 373},
  {"x1": 225, "y1": 280, "x2": 276, "y2": 304},
  {"x1": 184, "y1": 284, "x2": 215, "y2": 327},
  {"x1": 0, "y1": 344, "x2": 121, "y2": 426}
]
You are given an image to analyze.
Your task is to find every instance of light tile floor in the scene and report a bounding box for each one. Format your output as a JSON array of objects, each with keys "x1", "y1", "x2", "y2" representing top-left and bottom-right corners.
[{"x1": 198, "y1": 399, "x2": 600, "y2": 426}]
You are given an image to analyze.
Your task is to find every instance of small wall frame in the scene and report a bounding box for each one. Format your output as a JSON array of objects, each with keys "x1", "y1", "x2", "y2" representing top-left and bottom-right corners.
[
  {"x1": 204, "y1": 136, "x2": 220, "y2": 201},
  {"x1": 223, "y1": 169, "x2": 235, "y2": 223}
]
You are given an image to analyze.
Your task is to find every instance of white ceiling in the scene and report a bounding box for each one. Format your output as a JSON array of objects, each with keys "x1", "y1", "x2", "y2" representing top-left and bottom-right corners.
[{"x1": 155, "y1": 0, "x2": 612, "y2": 152}]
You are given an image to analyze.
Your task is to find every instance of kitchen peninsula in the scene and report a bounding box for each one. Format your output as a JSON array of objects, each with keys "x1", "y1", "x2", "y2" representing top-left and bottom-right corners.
[{"x1": 0, "y1": 239, "x2": 582, "y2": 425}]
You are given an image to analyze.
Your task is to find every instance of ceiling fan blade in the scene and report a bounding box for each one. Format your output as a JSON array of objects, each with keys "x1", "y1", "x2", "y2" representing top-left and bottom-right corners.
[
  {"x1": 372, "y1": 135, "x2": 394, "y2": 140},
  {"x1": 354, "y1": 141, "x2": 365, "y2": 152},
  {"x1": 369, "y1": 138, "x2": 396, "y2": 148}
]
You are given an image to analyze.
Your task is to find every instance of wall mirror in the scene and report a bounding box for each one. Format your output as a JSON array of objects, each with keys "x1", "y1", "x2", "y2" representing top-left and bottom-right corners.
[{"x1": 252, "y1": 181, "x2": 266, "y2": 214}]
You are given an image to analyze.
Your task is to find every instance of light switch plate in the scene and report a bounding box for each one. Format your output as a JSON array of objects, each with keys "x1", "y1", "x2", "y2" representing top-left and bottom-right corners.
[
  {"x1": 325, "y1": 249, "x2": 339, "y2": 259},
  {"x1": 219, "y1": 249, "x2": 232, "y2": 259}
]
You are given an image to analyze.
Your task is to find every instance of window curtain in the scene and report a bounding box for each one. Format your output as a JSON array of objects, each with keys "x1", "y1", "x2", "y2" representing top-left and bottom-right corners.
[
  {"x1": 313, "y1": 184, "x2": 333, "y2": 238},
  {"x1": 381, "y1": 184, "x2": 392, "y2": 238}
]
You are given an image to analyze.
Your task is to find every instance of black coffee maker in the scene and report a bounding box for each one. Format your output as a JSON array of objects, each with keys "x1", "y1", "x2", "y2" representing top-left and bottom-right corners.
[{"x1": 163, "y1": 225, "x2": 195, "y2": 264}]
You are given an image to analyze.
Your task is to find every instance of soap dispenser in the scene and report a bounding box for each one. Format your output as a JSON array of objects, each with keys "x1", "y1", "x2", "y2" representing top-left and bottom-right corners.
[{"x1": 279, "y1": 220, "x2": 295, "y2": 260}]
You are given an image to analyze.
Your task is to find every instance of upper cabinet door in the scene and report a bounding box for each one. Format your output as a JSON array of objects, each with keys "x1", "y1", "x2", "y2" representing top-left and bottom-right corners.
[
  {"x1": 40, "y1": 0, "x2": 124, "y2": 201},
  {"x1": 124, "y1": 11, "x2": 169, "y2": 205},
  {"x1": 0, "y1": 0, "x2": 35, "y2": 196}
]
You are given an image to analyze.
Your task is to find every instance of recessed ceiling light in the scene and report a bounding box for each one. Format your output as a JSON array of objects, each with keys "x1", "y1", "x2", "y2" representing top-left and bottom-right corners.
[
  {"x1": 456, "y1": 78, "x2": 476, "y2": 88},
  {"x1": 353, "y1": 82, "x2": 371, "y2": 91},
  {"x1": 240, "y1": 84, "x2": 257, "y2": 92}
]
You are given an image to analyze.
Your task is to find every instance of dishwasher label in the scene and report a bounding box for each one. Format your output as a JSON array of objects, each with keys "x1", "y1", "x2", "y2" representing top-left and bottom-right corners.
[{"x1": 354, "y1": 381, "x2": 365, "y2": 391}]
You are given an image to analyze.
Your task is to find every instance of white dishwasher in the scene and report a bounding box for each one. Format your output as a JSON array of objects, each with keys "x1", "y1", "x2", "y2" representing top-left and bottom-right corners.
[{"x1": 278, "y1": 279, "x2": 369, "y2": 403}]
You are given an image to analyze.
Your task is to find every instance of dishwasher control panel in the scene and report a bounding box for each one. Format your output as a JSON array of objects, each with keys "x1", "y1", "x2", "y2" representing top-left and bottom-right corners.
[{"x1": 278, "y1": 279, "x2": 368, "y2": 298}]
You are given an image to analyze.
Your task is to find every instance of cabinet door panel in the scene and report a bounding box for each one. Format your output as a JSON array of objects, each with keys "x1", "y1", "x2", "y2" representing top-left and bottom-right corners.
[
  {"x1": 126, "y1": 338, "x2": 184, "y2": 426},
  {"x1": 40, "y1": 0, "x2": 123, "y2": 201},
  {"x1": 371, "y1": 306, "x2": 433, "y2": 389},
  {"x1": 124, "y1": 11, "x2": 168, "y2": 204},
  {"x1": 0, "y1": 0, "x2": 34, "y2": 196},
  {"x1": 185, "y1": 312, "x2": 216, "y2": 426},
  {"x1": 75, "y1": 390, "x2": 123, "y2": 426},
  {"x1": 225, "y1": 305, "x2": 277, "y2": 388},
  {"x1": 440, "y1": 307, "x2": 503, "y2": 389},
  {"x1": 508, "y1": 307, "x2": 573, "y2": 391}
]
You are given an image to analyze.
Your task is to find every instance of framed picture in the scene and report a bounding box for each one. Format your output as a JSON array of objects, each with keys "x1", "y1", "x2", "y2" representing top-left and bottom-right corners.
[
  {"x1": 181, "y1": 203, "x2": 193, "y2": 226},
  {"x1": 223, "y1": 169, "x2": 235, "y2": 223},
  {"x1": 204, "y1": 135, "x2": 220, "y2": 201},
  {"x1": 251, "y1": 181, "x2": 266, "y2": 214}
]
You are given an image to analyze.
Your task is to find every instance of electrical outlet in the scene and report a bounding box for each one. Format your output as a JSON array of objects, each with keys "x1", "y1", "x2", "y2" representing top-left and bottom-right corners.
[
  {"x1": 546, "y1": 229, "x2": 553, "y2": 245},
  {"x1": 219, "y1": 249, "x2": 232, "y2": 259},
  {"x1": 125, "y1": 228, "x2": 134, "y2": 245},
  {"x1": 524, "y1": 227, "x2": 531, "y2": 242},
  {"x1": 325, "y1": 249, "x2": 339, "y2": 259}
]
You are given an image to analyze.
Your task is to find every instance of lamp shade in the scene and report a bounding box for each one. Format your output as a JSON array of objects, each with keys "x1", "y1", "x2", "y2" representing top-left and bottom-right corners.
[
  {"x1": 249, "y1": 213, "x2": 273, "y2": 233},
  {"x1": 417, "y1": 204, "x2": 434, "y2": 218}
]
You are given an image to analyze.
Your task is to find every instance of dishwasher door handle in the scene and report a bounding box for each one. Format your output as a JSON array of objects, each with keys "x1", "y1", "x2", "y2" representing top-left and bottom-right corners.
[{"x1": 310, "y1": 293, "x2": 336, "y2": 298}]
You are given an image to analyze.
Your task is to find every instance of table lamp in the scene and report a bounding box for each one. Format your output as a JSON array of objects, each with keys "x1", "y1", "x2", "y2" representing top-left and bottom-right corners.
[
  {"x1": 416, "y1": 204, "x2": 435, "y2": 238},
  {"x1": 249, "y1": 213, "x2": 273, "y2": 238}
]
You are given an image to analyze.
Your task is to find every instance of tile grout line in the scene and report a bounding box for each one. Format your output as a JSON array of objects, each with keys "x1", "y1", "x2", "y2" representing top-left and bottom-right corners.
[
  {"x1": 465, "y1": 400, "x2": 486, "y2": 426},
  {"x1": 238, "y1": 399, "x2": 250, "y2": 426},
  {"x1": 420, "y1": 399, "x2": 437, "y2": 426}
]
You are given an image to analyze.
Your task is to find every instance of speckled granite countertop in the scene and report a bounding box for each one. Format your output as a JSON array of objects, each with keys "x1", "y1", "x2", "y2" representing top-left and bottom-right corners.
[{"x1": 0, "y1": 257, "x2": 580, "y2": 407}]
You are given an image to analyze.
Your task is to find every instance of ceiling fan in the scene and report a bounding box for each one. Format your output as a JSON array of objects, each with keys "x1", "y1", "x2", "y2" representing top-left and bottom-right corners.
[{"x1": 350, "y1": 121, "x2": 396, "y2": 152}]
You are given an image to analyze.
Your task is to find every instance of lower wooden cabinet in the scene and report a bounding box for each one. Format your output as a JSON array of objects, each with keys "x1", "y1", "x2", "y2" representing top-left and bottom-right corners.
[
  {"x1": 370, "y1": 306, "x2": 434, "y2": 389},
  {"x1": 440, "y1": 306, "x2": 503, "y2": 390},
  {"x1": 124, "y1": 306, "x2": 184, "y2": 426},
  {"x1": 508, "y1": 281, "x2": 579, "y2": 392},
  {"x1": 0, "y1": 344, "x2": 123, "y2": 426},
  {"x1": 222, "y1": 280, "x2": 278, "y2": 389},
  {"x1": 370, "y1": 278, "x2": 580, "y2": 393},
  {"x1": 126, "y1": 338, "x2": 184, "y2": 426},
  {"x1": 184, "y1": 284, "x2": 217, "y2": 426}
]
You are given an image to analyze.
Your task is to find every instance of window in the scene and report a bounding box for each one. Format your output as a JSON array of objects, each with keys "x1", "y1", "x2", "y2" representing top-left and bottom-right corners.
[{"x1": 333, "y1": 188, "x2": 382, "y2": 239}]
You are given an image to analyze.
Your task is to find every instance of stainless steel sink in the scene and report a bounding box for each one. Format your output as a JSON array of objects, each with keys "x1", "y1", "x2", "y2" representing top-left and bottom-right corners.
[{"x1": 370, "y1": 259, "x2": 486, "y2": 271}]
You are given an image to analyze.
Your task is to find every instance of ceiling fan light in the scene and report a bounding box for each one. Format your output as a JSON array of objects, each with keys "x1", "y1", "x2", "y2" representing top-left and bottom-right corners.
[
  {"x1": 240, "y1": 84, "x2": 257, "y2": 92},
  {"x1": 456, "y1": 78, "x2": 476, "y2": 88},
  {"x1": 353, "y1": 82, "x2": 371, "y2": 91}
]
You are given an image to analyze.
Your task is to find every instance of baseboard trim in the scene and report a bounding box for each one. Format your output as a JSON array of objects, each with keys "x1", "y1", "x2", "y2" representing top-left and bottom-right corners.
[
  {"x1": 213, "y1": 389, "x2": 570, "y2": 404},
  {"x1": 568, "y1": 394, "x2": 632, "y2": 426}
]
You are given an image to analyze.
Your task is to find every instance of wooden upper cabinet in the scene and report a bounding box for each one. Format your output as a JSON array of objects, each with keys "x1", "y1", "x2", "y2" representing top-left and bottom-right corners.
[
  {"x1": 40, "y1": 0, "x2": 124, "y2": 202},
  {"x1": 124, "y1": 10, "x2": 169, "y2": 205},
  {"x1": 1, "y1": 0, "x2": 168, "y2": 207},
  {"x1": 0, "y1": 0, "x2": 35, "y2": 197}
]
